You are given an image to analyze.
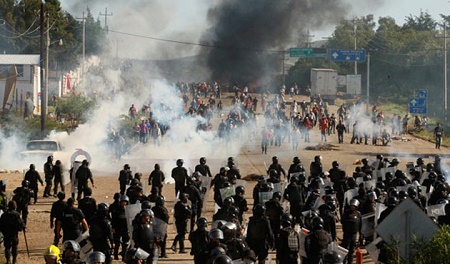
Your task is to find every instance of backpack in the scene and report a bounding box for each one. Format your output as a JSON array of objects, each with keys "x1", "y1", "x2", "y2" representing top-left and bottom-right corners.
[{"x1": 286, "y1": 227, "x2": 299, "y2": 253}]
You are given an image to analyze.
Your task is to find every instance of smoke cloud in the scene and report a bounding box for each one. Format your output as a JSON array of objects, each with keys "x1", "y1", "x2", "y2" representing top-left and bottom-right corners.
[{"x1": 200, "y1": 0, "x2": 351, "y2": 83}]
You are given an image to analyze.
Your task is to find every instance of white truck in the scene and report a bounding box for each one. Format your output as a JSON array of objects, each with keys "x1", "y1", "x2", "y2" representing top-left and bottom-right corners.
[
  {"x1": 20, "y1": 140, "x2": 91, "y2": 186},
  {"x1": 310, "y1": 68, "x2": 338, "y2": 105}
]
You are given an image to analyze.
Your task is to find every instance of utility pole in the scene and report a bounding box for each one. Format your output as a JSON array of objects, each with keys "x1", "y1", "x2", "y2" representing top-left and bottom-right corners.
[
  {"x1": 366, "y1": 52, "x2": 370, "y2": 112},
  {"x1": 40, "y1": 2, "x2": 45, "y2": 139},
  {"x1": 445, "y1": 22, "x2": 448, "y2": 120},
  {"x1": 76, "y1": 12, "x2": 86, "y2": 76},
  {"x1": 99, "y1": 7, "x2": 112, "y2": 33},
  {"x1": 304, "y1": 30, "x2": 315, "y2": 48},
  {"x1": 353, "y1": 19, "x2": 358, "y2": 75},
  {"x1": 45, "y1": 15, "x2": 49, "y2": 116}
]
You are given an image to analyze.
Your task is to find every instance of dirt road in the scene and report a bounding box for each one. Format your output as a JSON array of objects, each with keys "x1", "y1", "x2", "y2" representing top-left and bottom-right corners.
[{"x1": 1, "y1": 93, "x2": 446, "y2": 263}]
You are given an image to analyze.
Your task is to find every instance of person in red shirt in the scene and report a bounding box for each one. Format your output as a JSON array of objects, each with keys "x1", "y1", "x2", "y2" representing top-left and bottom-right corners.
[{"x1": 319, "y1": 117, "x2": 329, "y2": 142}]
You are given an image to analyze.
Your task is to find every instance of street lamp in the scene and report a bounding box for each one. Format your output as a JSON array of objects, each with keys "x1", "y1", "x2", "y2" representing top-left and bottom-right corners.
[{"x1": 45, "y1": 37, "x2": 62, "y2": 114}]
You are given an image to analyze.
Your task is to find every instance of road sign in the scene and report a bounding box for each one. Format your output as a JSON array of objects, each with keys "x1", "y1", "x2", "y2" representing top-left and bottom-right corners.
[
  {"x1": 290, "y1": 48, "x2": 327, "y2": 58},
  {"x1": 330, "y1": 49, "x2": 366, "y2": 62},
  {"x1": 418, "y1": 89, "x2": 428, "y2": 98},
  {"x1": 409, "y1": 97, "x2": 427, "y2": 114},
  {"x1": 376, "y1": 199, "x2": 438, "y2": 262}
]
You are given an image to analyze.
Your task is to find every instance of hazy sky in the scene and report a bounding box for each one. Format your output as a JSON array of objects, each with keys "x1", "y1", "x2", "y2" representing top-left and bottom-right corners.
[{"x1": 58, "y1": 0, "x2": 450, "y2": 59}]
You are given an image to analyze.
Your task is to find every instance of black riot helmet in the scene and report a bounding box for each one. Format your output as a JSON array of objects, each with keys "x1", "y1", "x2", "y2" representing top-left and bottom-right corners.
[
  {"x1": 272, "y1": 191, "x2": 282, "y2": 201},
  {"x1": 196, "y1": 217, "x2": 208, "y2": 228},
  {"x1": 200, "y1": 157, "x2": 206, "y2": 164},
  {"x1": 272, "y1": 156, "x2": 278, "y2": 163},
  {"x1": 311, "y1": 216, "x2": 324, "y2": 230},
  {"x1": 155, "y1": 196, "x2": 165, "y2": 206},
  {"x1": 253, "y1": 204, "x2": 266, "y2": 217},
  {"x1": 332, "y1": 161, "x2": 339, "y2": 168},
  {"x1": 322, "y1": 251, "x2": 344, "y2": 264},
  {"x1": 293, "y1": 156, "x2": 301, "y2": 164},
  {"x1": 314, "y1": 155, "x2": 322, "y2": 162},
  {"x1": 235, "y1": 185, "x2": 245, "y2": 196},
  {"x1": 176, "y1": 159, "x2": 184, "y2": 166},
  {"x1": 22, "y1": 180, "x2": 30, "y2": 187},
  {"x1": 281, "y1": 213, "x2": 293, "y2": 227}
]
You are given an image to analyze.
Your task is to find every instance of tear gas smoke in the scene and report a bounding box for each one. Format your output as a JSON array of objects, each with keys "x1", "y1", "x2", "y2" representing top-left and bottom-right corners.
[{"x1": 200, "y1": 0, "x2": 351, "y2": 83}]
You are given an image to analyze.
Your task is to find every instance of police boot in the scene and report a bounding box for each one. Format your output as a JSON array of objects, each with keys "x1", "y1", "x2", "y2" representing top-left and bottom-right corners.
[
  {"x1": 12, "y1": 256, "x2": 17, "y2": 264},
  {"x1": 113, "y1": 247, "x2": 119, "y2": 260},
  {"x1": 179, "y1": 238, "x2": 187, "y2": 254},
  {"x1": 6, "y1": 258, "x2": 10, "y2": 264}
]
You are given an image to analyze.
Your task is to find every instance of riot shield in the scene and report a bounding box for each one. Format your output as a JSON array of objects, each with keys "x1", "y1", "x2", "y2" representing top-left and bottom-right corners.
[
  {"x1": 258, "y1": 191, "x2": 273, "y2": 205},
  {"x1": 344, "y1": 189, "x2": 358, "y2": 205},
  {"x1": 125, "y1": 201, "x2": 143, "y2": 247},
  {"x1": 361, "y1": 212, "x2": 376, "y2": 238},
  {"x1": 220, "y1": 186, "x2": 236, "y2": 202},
  {"x1": 272, "y1": 182, "x2": 282, "y2": 194},
  {"x1": 75, "y1": 230, "x2": 93, "y2": 262},
  {"x1": 70, "y1": 161, "x2": 82, "y2": 197},
  {"x1": 152, "y1": 217, "x2": 168, "y2": 240},
  {"x1": 298, "y1": 227, "x2": 309, "y2": 258}
]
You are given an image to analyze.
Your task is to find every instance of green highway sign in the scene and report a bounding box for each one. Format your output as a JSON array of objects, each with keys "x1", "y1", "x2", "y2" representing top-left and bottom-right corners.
[{"x1": 290, "y1": 48, "x2": 327, "y2": 58}]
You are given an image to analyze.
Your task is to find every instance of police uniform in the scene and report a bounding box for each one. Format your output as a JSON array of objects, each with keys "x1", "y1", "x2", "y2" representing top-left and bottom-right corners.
[
  {"x1": 118, "y1": 167, "x2": 132, "y2": 195},
  {"x1": 341, "y1": 209, "x2": 362, "y2": 264},
  {"x1": 111, "y1": 202, "x2": 129, "y2": 260},
  {"x1": 44, "y1": 156, "x2": 54, "y2": 197},
  {"x1": 59, "y1": 203, "x2": 87, "y2": 241},
  {"x1": 152, "y1": 201, "x2": 170, "y2": 258},
  {"x1": 171, "y1": 165, "x2": 188, "y2": 196},
  {"x1": 148, "y1": 166, "x2": 165, "y2": 195},
  {"x1": 50, "y1": 196, "x2": 67, "y2": 245},
  {"x1": 75, "y1": 162, "x2": 94, "y2": 200},
  {"x1": 78, "y1": 194, "x2": 97, "y2": 225},
  {"x1": 189, "y1": 225, "x2": 209, "y2": 263},
  {"x1": 246, "y1": 213, "x2": 274, "y2": 263},
  {"x1": 24, "y1": 167, "x2": 43, "y2": 204},
  {"x1": 0, "y1": 203, "x2": 25, "y2": 264},
  {"x1": 172, "y1": 198, "x2": 192, "y2": 253},
  {"x1": 89, "y1": 211, "x2": 114, "y2": 264}
]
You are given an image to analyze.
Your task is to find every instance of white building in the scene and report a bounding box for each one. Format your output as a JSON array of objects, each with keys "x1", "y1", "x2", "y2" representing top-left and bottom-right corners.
[{"x1": 0, "y1": 54, "x2": 41, "y2": 114}]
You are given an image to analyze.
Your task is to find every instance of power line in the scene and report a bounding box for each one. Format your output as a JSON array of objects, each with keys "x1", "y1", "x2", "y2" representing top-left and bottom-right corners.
[{"x1": 108, "y1": 29, "x2": 285, "y2": 54}]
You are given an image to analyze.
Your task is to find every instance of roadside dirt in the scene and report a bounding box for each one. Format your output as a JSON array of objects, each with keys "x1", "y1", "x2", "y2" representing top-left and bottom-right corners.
[{"x1": 1, "y1": 93, "x2": 446, "y2": 263}]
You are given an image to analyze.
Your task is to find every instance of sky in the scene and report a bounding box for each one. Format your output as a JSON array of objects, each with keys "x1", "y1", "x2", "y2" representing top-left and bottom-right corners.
[{"x1": 58, "y1": 0, "x2": 450, "y2": 59}]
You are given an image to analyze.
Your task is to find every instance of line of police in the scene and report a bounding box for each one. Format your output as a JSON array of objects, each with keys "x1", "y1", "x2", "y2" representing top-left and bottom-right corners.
[{"x1": 1, "y1": 153, "x2": 448, "y2": 264}]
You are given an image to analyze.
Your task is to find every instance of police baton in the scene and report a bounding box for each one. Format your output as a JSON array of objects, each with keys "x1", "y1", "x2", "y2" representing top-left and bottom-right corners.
[{"x1": 23, "y1": 230, "x2": 30, "y2": 258}]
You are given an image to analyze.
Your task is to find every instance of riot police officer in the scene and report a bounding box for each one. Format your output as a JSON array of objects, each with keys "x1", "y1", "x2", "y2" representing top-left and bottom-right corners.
[
  {"x1": 246, "y1": 204, "x2": 274, "y2": 264},
  {"x1": 265, "y1": 192, "x2": 283, "y2": 237},
  {"x1": 276, "y1": 213, "x2": 301, "y2": 264},
  {"x1": 132, "y1": 209, "x2": 157, "y2": 262},
  {"x1": 267, "y1": 156, "x2": 286, "y2": 180},
  {"x1": 149, "y1": 164, "x2": 165, "y2": 196},
  {"x1": 232, "y1": 185, "x2": 248, "y2": 224},
  {"x1": 0, "y1": 201, "x2": 25, "y2": 264},
  {"x1": 305, "y1": 217, "x2": 332, "y2": 264},
  {"x1": 118, "y1": 164, "x2": 132, "y2": 195},
  {"x1": 75, "y1": 160, "x2": 95, "y2": 200},
  {"x1": 89, "y1": 202, "x2": 114, "y2": 264},
  {"x1": 57, "y1": 198, "x2": 89, "y2": 241},
  {"x1": 287, "y1": 157, "x2": 305, "y2": 183},
  {"x1": 341, "y1": 199, "x2": 362, "y2": 264},
  {"x1": 60, "y1": 240, "x2": 83, "y2": 264},
  {"x1": 181, "y1": 177, "x2": 203, "y2": 230},
  {"x1": 78, "y1": 187, "x2": 97, "y2": 225},
  {"x1": 12, "y1": 180, "x2": 33, "y2": 225},
  {"x1": 171, "y1": 193, "x2": 192, "y2": 253},
  {"x1": 195, "y1": 157, "x2": 212, "y2": 177},
  {"x1": 189, "y1": 217, "x2": 209, "y2": 264},
  {"x1": 310, "y1": 156, "x2": 323, "y2": 179},
  {"x1": 87, "y1": 251, "x2": 106, "y2": 264},
  {"x1": 44, "y1": 155, "x2": 54, "y2": 197},
  {"x1": 211, "y1": 167, "x2": 230, "y2": 207},
  {"x1": 111, "y1": 195, "x2": 130, "y2": 260},
  {"x1": 24, "y1": 163, "x2": 43, "y2": 204},
  {"x1": 171, "y1": 159, "x2": 189, "y2": 196},
  {"x1": 50, "y1": 192, "x2": 67, "y2": 246},
  {"x1": 152, "y1": 196, "x2": 170, "y2": 258}
]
